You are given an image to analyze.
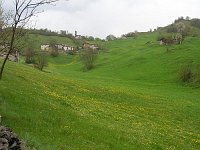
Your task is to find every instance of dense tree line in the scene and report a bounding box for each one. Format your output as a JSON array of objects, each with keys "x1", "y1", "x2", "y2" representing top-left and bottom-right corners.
[
  {"x1": 190, "y1": 19, "x2": 200, "y2": 29},
  {"x1": 29, "y1": 28, "x2": 75, "y2": 39}
]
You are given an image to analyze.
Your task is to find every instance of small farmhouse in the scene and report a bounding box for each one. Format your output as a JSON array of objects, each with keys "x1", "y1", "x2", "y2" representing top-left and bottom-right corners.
[
  {"x1": 83, "y1": 43, "x2": 90, "y2": 49},
  {"x1": 83, "y1": 43, "x2": 99, "y2": 50},
  {"x1": 56, "y1": 44, "x2": 63, "y2": 50},
  {"x1": 63, "y1": 45, "x2": 74, "y2": 51},
  {"x1": 41, "y1": 44, "x2": 50, "y2": 51}
]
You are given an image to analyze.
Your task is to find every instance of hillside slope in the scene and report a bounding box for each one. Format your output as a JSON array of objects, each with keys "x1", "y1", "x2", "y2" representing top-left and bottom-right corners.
[
  {"x1": 48, "y1": 33, "x2": 200, "y2": 97},
  {"x1": 0, "y1": 31, "x2": 200, "y2": 149}
]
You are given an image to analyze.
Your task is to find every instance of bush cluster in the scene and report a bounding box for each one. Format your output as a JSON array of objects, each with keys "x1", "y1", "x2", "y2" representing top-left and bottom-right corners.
[
  {"x1": 80, "y1": 48, "x2": 98, "y2": 71},
  {"x1": 194, "y1": 66, "x2": 200, "y2": 83},
  {"x1": 178, "y1": 64, "x2": 193, "y2": 82},
  {"x1": 50, "y1": 48, "x2": 59, "y2": 57},
  {"x1": 190, "y1": 19, "x2": 200, "y2": 29},
  {"x1": 178, "y1": 64, "x2": 200, "y2": 84},
  {"x1": 166, "y1": 24, "x2": 177, "y2": 33},
  {"x1": 25, "y1": 47, "x2": 35, "y2": 64}
]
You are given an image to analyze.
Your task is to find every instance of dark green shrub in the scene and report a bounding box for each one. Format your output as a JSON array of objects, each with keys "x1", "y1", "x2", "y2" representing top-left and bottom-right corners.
[
  {"x1": 50, "y1": 48, "x2": 59, "y2": 57},
  {"x1": 157, "y1": 33, "x2": 174, "y2": 43},
  {"x1": 49, "y1": 40, "x2": 59, "y2": 57},
  {"x1": 34, "y1": 52, "x2": 48, "y2": 71},
  {"x1": 191, "y1": 19, "x2": 200, "y2": 29},
  {"x1": 194, "y1": 65, "x2": 200, "y2": 83},
  {"x1": 25, "y1": 47, "x2": 35, "y2": 64},
  {"x1": 80, "y1": 48, "x2": 97, "y2": 71},
  {"x1": 67, "y1": 50, "x2": 76, "y2": 55},
  {"x1": 157, "y1": 33, "x2": 166, "y2": 41},
  {"x1": 178, "y1": 64, "x2": 193, "y2": 82},
  {"x1": 166, "y1": 24, "x2": 177, "y2": 33}
]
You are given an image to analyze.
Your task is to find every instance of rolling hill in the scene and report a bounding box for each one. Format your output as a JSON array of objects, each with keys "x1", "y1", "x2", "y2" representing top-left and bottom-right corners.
[{"x1": 0, "y1": 25, "x2": 200, "y2": 149}]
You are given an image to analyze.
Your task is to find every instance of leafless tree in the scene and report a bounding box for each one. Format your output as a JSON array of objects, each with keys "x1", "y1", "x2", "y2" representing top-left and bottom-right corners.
[
  {"x1": 0, "y1": 2, "x2": 3, "y2": 29},
  {"x1": 0, "y1": 0, "x2": 59, "y2": 80}
]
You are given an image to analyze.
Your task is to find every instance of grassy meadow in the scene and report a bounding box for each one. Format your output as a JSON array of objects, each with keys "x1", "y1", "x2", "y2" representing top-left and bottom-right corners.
[{"x1": 0, "y1": 32, "x2": 200, "y2": 149}]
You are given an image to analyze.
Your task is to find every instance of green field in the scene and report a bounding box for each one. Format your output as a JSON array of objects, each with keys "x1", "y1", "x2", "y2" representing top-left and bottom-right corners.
[{"x1": 0, "y1": 32, "x2": 200, "y2": 149}]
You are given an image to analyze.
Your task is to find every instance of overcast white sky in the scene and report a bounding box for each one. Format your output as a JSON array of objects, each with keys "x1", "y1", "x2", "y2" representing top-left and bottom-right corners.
[{"x1": 3, "y1": 0, "x2": 200, "y2": 38}]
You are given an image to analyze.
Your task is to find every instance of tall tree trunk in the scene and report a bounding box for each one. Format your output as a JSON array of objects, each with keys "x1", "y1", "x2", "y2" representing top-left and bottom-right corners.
[{"x1": 0, "y1": 24, "x2": 16, "y2": 80}]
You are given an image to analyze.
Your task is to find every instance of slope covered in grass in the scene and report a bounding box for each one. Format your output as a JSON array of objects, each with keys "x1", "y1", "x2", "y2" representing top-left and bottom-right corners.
[
  {"x1": 19, "y1": 33, "x2": 77, "y2": 52},
  {"x1": 48, "y1": 33, "x2": 200, "y2": 98},
  {"x1": 0, "y1": 32, "x2": 200, "y2": 149}
]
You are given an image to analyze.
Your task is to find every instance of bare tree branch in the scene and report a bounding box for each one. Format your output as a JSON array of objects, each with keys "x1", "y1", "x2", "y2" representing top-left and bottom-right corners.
[{"x1": 0, "y1": 0, "x2": 59, "y2": 80}]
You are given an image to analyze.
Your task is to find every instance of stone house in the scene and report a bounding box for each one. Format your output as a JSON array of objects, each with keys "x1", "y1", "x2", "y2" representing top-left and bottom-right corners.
[
  {"x1": 83, "y1": 43, "x2": 99, "y2": 50},
  {"x1": 41, "y1": 44, "x2": 50, "y2": 51},
  {"x1": 63, "y1": 45, "x2": 74, "y2": 51},
  {"x1": 56, "y1": 44, "x2": 63, "y2": 50}
]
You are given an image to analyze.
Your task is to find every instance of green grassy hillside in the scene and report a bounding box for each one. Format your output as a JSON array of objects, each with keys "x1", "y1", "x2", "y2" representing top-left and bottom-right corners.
[
  {"x1": 19, "y1": 33, "x2": 77, "y2": 52},
  {"x1": 0, "y1": 32, "x2": 200, "y2": 149}
]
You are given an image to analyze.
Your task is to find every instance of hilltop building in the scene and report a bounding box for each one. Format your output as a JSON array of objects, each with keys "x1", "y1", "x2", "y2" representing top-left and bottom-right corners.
[{"x1": 75, "y1": 31, "x2": 82, "y2": 40}]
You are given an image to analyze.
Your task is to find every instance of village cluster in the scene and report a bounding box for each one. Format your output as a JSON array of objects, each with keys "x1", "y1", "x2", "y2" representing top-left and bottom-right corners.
[
  {"x1": 40, "y1": 30, "x2": 99, "y2": 52},
  {"x1": 40, "y1": 42, "x2": 99, "y2": 53}
]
